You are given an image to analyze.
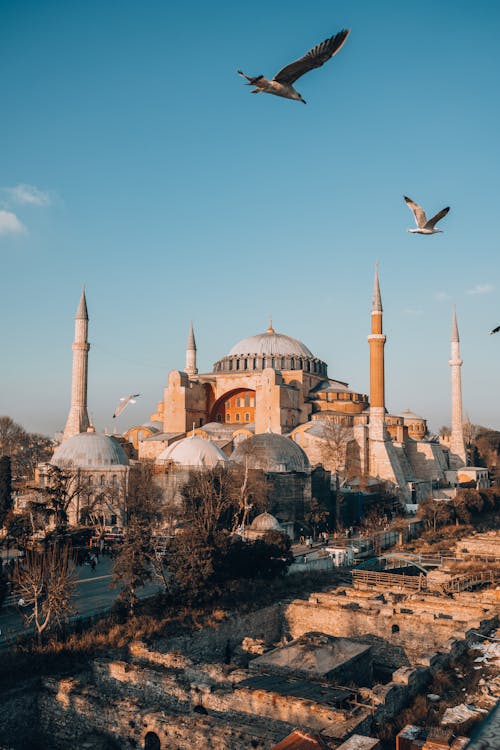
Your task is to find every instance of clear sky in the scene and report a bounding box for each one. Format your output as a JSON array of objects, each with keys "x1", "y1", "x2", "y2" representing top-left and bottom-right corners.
[{"x1": 1, "y1": 0, "x2": 499, "y2": 437}]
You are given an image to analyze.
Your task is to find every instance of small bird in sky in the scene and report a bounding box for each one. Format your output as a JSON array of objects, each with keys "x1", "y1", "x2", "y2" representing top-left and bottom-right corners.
[
  {"x1": 113, "y1": 394, "x2": 140, "y2": 419},
  {"x1": 404, "y1": 196, "x2": 450, "y2": 234},
  {"x1": 238, "y1": 29, "x2": 350, "y2": 104},
  {"x1": 490, "y1": 326, "x2": 500, "y2": 335}
]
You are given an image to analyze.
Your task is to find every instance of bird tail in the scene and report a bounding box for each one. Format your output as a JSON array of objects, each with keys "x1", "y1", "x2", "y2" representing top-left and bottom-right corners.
[{"x1": 237, "y1": 70, "x2": 264, "y2": 84}]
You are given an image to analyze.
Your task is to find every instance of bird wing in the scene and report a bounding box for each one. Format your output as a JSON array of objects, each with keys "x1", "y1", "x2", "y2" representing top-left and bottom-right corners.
[
  {"x1": 113, "y1": 396, "x2": 131, "y2": 419},
  {"x1": 425, "y1": 206, "x2": 450, "y2": 229},
  {"x1": 273, "y1": 29, "x2": 350, "y2": 85},
  {"x1": 491, "y1": 325, "x2": 500, "y2": 335},
  {"x1": 404, "y1": 196, "x2": 427, "y2": 228}
]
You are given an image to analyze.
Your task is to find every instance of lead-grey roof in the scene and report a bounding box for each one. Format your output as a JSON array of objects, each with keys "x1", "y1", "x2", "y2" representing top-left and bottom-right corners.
[
  {"x1": 51, "y1": 432, "x2": 129, "y2": 468},
  {"x1": 228, "y1": 330, "x2": 314, "y2": 359},
  {"x1": 231, "y1": 433, "x2": 310, "y2": 473}
]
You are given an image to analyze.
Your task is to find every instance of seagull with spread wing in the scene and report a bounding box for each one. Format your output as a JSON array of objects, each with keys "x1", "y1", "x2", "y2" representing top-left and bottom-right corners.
[
  {"x1": 238, "y1": 29, "x2": 350, "y2": 104},
  {"x1": 404, "y1": 196, "x2": 450, "y2": 234},
  {"x1": 113, "y1": 394, "x2": 140, "y2": 419}
]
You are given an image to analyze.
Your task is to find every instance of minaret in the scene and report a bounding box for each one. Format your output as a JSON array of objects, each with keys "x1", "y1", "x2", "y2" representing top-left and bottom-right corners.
[
  {"x1": 185, "y1": 321, "x2": 198, "y2": 376},
  {"x1": 368, "y1": 263, "x2": 387, "y2": 440},
  {"x1": 63, "y1": 289, "x2": 90, "y2": 440},
  {"x1": 449, "y1": 308, "x2": 466, "y2": 467}
]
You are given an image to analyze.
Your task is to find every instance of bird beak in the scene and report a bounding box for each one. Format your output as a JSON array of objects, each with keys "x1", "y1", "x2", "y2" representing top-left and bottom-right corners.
[{"x1": 301, "y1": 99, "x2": 307, "y2": 104}]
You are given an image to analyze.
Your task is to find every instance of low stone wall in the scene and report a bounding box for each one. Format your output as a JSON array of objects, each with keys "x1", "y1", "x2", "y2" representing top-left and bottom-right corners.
[{"x1": 149, "y1": 603, "x2": 283, "y2": 664}]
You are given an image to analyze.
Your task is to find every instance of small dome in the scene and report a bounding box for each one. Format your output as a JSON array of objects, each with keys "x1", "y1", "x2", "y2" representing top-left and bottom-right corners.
[
  {"x1": 156, "y1": 435, "x2": 227, "y2": 468},
  {"x1": 250, "y1": 512, "x2": 282, "y2": 532},
  {"x1": 51, "y1": 433, "x2": 129, "y2": 469},
  {"x1": 228, "y1": 328, "x2": 314, "y2": 359},
  {"x1": 231, "y1": 433, "x2": 310, "y2": 473}
]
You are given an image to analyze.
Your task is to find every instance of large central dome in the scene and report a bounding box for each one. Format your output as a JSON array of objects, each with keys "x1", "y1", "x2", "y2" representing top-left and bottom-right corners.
[
  {"x1": 213, "y1": 325, "x2": 327, "y2": 376},
  {"x1": 228, "y1": 327, "x2": 314, "y2": 359}
]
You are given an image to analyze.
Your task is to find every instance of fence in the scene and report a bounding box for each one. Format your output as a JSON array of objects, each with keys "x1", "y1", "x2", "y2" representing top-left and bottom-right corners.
[{"x1": 352, "y1": 569, "x2": 427, "y2": 592}]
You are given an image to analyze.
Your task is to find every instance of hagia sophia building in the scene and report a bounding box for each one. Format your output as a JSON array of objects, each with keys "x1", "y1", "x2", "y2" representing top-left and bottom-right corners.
[{"x1": 43, "y1": 263, "x2": 490, "y2": 533}]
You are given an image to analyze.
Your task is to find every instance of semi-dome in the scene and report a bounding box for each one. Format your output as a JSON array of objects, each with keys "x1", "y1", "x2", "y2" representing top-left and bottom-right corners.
[
  {"x1": 51, "y1": 432, "x2": 129, "y2": 469},
  {"x1": 249, "y1": 512, "x2": 282, "y2": 533},
  {"x1": 214, "y1": 325, "x2": 327, "y2": 377},
  {"x1": 231, "y1": 433, "x2": 310, "y2": 473},
  {"x1": 156, "y1": 435, "x2": 227, "y2": 468}
]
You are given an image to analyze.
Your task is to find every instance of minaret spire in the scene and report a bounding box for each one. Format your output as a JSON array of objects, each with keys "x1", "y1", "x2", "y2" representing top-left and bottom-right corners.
[
  {"x1": 372, "y1": 262, "x2": 383, "y2": 313},
  {"x1": 449, "y1": 307, "x2": 466, "y2": 467},
  {"x1": 185, "y1": 320, "x2": 198, "y2": 376},
  {"x1": 63, "y1": 288, "x2": 90, "y2": 440}
]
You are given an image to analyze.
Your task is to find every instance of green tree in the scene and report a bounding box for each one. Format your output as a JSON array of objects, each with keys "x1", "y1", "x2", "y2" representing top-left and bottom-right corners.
[{"x1": 0, "y1": 456, "x2": 12, "y2": 527}]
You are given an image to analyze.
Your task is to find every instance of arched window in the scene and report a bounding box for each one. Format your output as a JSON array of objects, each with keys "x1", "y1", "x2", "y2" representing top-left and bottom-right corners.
[
  {"x1": 392, "y1": 624, "x2": 400, "y2": 634},
  {"x1": 144, "y1": 731, "x2": 161, "y2": 750},
  {"x1": 225, "y1": 413, "x2": 231, "y2": 422},
  {"x1": 216, "y1": 414, "x2": 222, "y2": 423},
  {"x1": 235, "y1": 414, "x2": 240, "y2": 422},
  {"x1": 244, "y1": 413, "x2": 250, "y2": 422}
]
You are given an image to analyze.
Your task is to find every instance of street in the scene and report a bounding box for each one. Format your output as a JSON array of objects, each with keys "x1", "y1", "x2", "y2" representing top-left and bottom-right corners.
[{"x1": 0, "y1": 556, "x2": 162, "y2": 648}]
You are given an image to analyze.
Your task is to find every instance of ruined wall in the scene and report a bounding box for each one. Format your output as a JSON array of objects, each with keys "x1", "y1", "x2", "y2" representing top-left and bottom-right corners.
[
  {"x1": 284, "y1": 590, "x2": 496, "y2": 663},
  {"x1": 149, "y1": 603, "x2": 283, "y2": 664}
]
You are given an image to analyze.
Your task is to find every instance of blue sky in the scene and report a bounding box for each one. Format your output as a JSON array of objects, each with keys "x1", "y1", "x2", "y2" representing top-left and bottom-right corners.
[{"x1": 1, "y1": 0, "x2": 499, "y2": 436}]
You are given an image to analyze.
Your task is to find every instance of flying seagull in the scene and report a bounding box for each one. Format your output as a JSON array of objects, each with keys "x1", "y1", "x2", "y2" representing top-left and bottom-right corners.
[
  {"x1": 238, "y1": 29, "x2": 350, "y2": 104},
  {"x1": 113, "y1": 394, "x2": 140, "y2": 419},
  {"x1": 404, "y1": 196, "x2": 450, "y2": 234},
  {"x1": 491, "y1": 326, "x2": 500, "y2": 335}
]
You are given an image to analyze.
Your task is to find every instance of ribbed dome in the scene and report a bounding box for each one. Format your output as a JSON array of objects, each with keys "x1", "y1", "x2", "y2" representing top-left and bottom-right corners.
[
  {"x1": 231, "y1": 433, "x2": 310, "y2": 473},
  {"x1": 156, "y1": 435, "x2": 227, "y2": 468},
  {"x1": 228, "y1": 329, "x2": 314, "y2": 359},
  {"x1": 250, "y1": 512, "x2": 282, "y2": 532},
  {"x1": 51, "y1": 433, "x2": 129, "y2": 469}
]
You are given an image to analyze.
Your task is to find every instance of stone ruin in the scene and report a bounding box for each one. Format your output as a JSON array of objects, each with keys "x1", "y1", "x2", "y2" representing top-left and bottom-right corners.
[{"x1": 1, "y1": 583, "x2": 500, "y2": 749}]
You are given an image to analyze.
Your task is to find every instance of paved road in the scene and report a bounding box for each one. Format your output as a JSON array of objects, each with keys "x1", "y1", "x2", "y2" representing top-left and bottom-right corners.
[{"x1": 0, "y1": 556, "x2": 162, "y2": 647}]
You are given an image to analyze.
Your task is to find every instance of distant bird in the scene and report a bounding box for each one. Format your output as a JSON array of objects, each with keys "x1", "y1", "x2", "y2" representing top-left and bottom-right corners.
[
  {"x1": 238, "y1": 29, "x2": 350, "y2": 104},
  {"x1": 490, "y1": 326, "x2": 500, "y2": 335},
  {"x1": 404, "y1": 196, "x2": 450, "y2": 234},
  {"x1": 112, "y1": 394, "x2": 140, "y2": 419}
]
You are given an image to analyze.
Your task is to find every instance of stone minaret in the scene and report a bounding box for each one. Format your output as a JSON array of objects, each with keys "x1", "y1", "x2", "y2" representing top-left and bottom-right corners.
[
  {"x1": 368, "y1": 263, "x2": 387, "y2": 441},
  {"x1": 367, "y1": 265, "x2": 409, "y2": 497},
  {"x1": 63, "y1": 289, "x2": 90, "y2": 440},
  {"x1": 185, "y1": 321, "x2": 198, "y2": 376},
  {"x1": 449, "y1": 308, "x2": 466, "y2": 468}
]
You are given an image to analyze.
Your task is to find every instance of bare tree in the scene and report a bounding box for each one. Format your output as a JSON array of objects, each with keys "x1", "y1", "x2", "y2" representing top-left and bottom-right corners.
[
  {"x1": 0, "y1": 416, "x2": 53, "y2": 481},
  {"x1": 230, "y1": 459, "x2": 269, "y2": 532},
  {"x1": 181, "y1": 466, "x2": 237, "y2": 541},
  {"x1": 318, "y1": 416, "x2": 356, "y2": 477},
  {"x1": 14, "y1": 545, "x2": 77, "y2": 641},
  {"x1": 111, "y1": 464, "x2": 162, "y2": 613},
  {"x1": 40, "y1": 464, "x2": 93, "y2": 532}
]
